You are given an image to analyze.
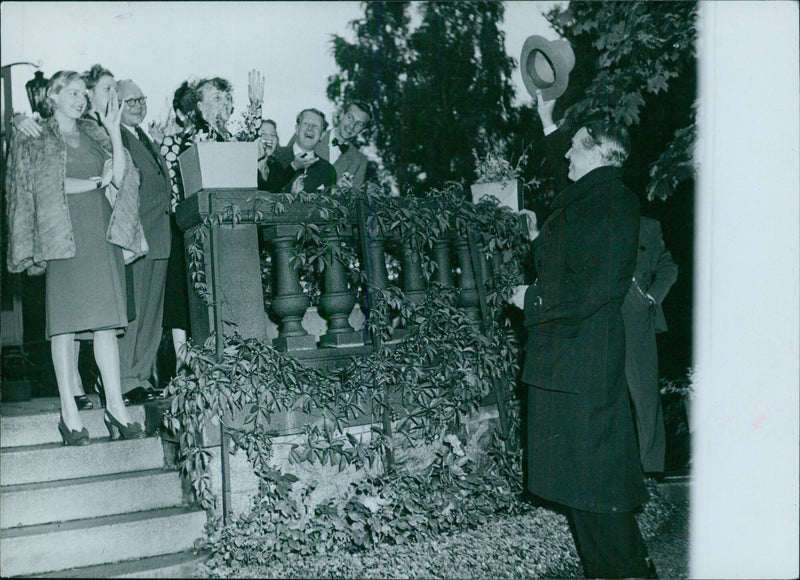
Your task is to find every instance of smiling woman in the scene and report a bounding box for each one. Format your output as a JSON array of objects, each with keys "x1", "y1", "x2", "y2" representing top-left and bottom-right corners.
[
  {"x1": 6, "y1": 69, "x2": 148, "y2": 445},
  {"x1": 83, "y1": 64, "x2": 116, "y2": 120}
]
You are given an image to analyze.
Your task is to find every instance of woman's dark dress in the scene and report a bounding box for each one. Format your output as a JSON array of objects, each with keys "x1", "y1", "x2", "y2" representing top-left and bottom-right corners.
[
  {"x1": 45, "y1": 131, "x2": 127, "y2": 338},
  {"x1": 160, "y1": 133, "x2": 191, "y2": 330}
]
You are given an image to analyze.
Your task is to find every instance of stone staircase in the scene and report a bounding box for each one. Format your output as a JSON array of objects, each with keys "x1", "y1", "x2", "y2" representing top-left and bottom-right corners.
[{"x1": 0, "y1": 396, "x2": 207, "y2": 577}]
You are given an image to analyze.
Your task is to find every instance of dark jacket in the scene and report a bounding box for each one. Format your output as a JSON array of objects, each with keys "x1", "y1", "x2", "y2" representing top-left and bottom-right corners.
[
  {"x1": 271, "y1": 145, "x2": 336, "y2": 193},
  {"x1": 622, "y1": 217, "x2": 678, "y2": 333},
  {"x1": 6, "y1": 117, "x2": 146, "y2": 275},
  {"x1": 522, "y1": 128, "x2": 646, "y2": 513},
  {"x1": 256, "y1": 157, "x2": 291, "y2": 193},
  {"x1": 121, "y1": 126, "x2": 172, "y2": 259}
]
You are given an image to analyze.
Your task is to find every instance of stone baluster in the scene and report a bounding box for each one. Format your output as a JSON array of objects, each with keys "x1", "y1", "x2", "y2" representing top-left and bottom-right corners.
[
  {"x1": 431, "y1": 236, "x2": 454, "y2": 288},
  {"x1": 453, "y1": 236, "x2": 481, "y2": 323},
  {"x1": 364, "y1": 233, "x2": 390, "y2": 293},
  {"x1": 318, "y1": 227, "x2": 361, "y2": 347},
  {"x1": 400, "y1": 239, "x2": 426, "y2": 306},
  {"x1": 360, "y1": 232, "x2": 390, "y2": 321},
  {"x1": 262, "y1": 225, "x2": 316, "y2": 351}
]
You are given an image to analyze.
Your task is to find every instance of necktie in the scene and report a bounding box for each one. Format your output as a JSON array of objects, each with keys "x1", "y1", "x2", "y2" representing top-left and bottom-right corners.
[
  {"x1": 332, "y1": 137, "x2": 350, "y2": 154},
  {"x1": 135, "y1": 125, "x2": 161, "y2": 166}
]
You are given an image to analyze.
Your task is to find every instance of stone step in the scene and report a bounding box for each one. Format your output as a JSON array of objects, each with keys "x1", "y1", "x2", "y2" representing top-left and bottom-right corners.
[
  {"x1": 1, "y1": 469, "x2": 182, "y2": 529},
  {"x1": 1, "y1": 400, "x2": 146, "y2": 448},
  {"x1": 0, "y1": 436, "x2": 164, "y2": 486},
  {"x1": 28, "y1": 549, "x2": 209, "y2": 579},
  {"x1": 0, "y1": 506, "x2": 207, "y2": 577}
]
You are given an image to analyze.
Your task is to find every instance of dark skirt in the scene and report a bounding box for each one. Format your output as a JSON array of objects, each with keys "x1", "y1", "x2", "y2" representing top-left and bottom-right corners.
[
  {"x1": 46, "y1": 190, "x2": 127, "y2": 338},
  {"x1": 162, "y1": 215, "x2": 190, "y2": 330}
]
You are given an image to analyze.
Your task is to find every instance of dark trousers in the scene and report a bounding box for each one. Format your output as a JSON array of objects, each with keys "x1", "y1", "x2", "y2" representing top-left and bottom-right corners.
[{"x1": 568, "y1": 508, "x2": 653, "y2": 579}]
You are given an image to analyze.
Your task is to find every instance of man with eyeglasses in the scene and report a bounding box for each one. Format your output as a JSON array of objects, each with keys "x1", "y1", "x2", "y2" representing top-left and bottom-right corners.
[
  {"x1": 289, "y1": 100, "x2": 372, "y2": 190},
  {"x1": 114, "y1": 79, "x2": 172, "y2": 405}
]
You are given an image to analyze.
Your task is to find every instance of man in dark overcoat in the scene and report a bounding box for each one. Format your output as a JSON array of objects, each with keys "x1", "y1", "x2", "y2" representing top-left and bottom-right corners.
[
  {"x1": 509, "y1": 92, "x2": 655, "y2": 579},
  {"x1": 622, "y1": 217, "x2": 678, "y2": 475}
]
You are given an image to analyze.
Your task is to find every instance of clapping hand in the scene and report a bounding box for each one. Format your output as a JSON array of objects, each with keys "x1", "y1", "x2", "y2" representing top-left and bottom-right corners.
[
  {"x1": 148, "y1": 120, "x2": 165, "y2": 145},
  {"x1": 257, "y1": 150, "x2": 269, "y2": 180},
  {"x1": 290, "y1": 174, "x2": 306, "y2": 194},
  {"x1": 292, "y1": 151, "x2": 318, "y2": 171},
  {"x1": 98, "y1": 90, "x2": 124, "y2": 134},
  {"x1": 248, "y1": 70, "x2": 265, "y2": 106},
  {"x1": 337, "y1": 172, "x2": 354, "y2": 188}
]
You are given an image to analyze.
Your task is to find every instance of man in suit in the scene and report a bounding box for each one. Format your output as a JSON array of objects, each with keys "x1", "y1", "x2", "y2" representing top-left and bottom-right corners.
[
  {"x1": 622, "y1": 217, "x2": 678, "y2": 476},
  {"x1": 115, "y1": 79, "x2": 172, "y2": 404},
  {"x1": 271, "y1": 108, "x2": 336, "y2": 193},
  {"x1": 509, "y1": 90, "x2": 656, "y2": 579},
  {"x1": 316, "y1": 101, "x2": 371, "y2": 189}
]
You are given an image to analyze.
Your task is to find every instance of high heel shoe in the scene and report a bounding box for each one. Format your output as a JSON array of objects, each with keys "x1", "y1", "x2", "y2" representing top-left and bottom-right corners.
[
  {"x1": 74, "y1": 395, "x2": 94, "y2": 410},
  {"x1": 58, "y1": 416, "x2": 90, "y2": 446},
  {"x1": 104, "y1": 410, "x2": 145, "y2": 440}
]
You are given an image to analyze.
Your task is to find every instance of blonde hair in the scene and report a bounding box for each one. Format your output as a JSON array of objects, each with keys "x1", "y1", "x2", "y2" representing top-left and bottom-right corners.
[{"x1": 41, "y1": 71, "x2": 84, "y2": 117}]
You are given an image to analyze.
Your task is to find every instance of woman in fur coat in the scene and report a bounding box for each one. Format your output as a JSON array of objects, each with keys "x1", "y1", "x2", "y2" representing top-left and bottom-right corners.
[{"x1": 6, "y1": 71, "x2": 147, "y2": 444}]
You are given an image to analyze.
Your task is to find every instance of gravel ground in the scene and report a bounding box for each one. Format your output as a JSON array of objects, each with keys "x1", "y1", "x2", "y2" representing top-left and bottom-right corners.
[
  {"x1": 198, "y1": 483, "x2": 689, "y2": 579},
  {"x1": 648, "y1": 496, "x2": 690, "y2": 579}
]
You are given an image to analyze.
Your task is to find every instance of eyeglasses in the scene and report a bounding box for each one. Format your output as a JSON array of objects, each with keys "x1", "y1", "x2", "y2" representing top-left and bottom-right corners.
[{"x1": 124, "y1": 97, "x2": 147, "y2": 107}]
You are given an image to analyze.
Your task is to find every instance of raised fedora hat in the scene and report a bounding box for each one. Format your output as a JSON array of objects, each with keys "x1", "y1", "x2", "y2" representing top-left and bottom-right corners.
[{"x1": 520, "y1": 35, "x2": 575, "y2": 101}]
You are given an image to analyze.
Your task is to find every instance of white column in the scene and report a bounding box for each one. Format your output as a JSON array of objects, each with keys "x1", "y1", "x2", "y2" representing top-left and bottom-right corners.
[{"x1": 692, "y1": 2, "x2": 799, "y2": 578}]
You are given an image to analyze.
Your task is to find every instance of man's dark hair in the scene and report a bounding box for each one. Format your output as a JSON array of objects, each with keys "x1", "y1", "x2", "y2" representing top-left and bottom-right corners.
[
  {"x1": 261, "y1": 118, "x2": 277, "y2": 130},
  {"x1": 295, "y1": 108, "x2": 328, "y2": 132},
  {"x1": 172, "y1": 80, "x2": 200, "y2": 128},
  {"x1": 346, "y1": 99, "x2": 373, "y2": 129}
]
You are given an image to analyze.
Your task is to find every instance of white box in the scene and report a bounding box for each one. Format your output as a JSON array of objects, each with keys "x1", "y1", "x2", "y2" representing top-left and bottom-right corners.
[
  {"x1": 178, "y1": 142, "x2": 258, "y2": 196},
  {"x1": 470, "y1": 179, "x2": 522, "y2": 211}
]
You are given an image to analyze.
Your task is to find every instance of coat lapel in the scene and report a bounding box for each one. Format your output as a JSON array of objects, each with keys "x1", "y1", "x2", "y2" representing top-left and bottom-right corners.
[{"x1": 122, "y1": 126, "x2": 164, "y2": 174}]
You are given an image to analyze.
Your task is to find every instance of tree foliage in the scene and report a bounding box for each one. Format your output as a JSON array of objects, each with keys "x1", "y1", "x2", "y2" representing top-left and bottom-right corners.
[
  {"x1": 328, "y1": 1, "x2": 515, "y2": 194},
  {"x1": 328, "y1": 2, "x2": 412, "y2": 187},
  {"x1": 545, "y1": 1, "x2": 697, "y2": 201}
]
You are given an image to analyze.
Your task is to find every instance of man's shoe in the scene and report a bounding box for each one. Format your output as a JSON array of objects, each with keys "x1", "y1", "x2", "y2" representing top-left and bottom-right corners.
[
  {"x1": 74, "y1": 394, "x2": 94, "y2": 410},
  {"x1": 122, "y1": 386, "x2": 157, "y2": 406}
]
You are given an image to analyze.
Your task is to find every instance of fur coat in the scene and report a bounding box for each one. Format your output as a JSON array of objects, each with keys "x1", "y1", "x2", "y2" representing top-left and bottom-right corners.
[{"x1": 6, "y1": 117, "x2": 147, "y2": 275}]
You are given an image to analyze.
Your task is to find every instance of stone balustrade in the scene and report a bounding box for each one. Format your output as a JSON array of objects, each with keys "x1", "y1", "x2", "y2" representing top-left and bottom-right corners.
[{"x1": 175, "y1": 188, "x2": 491, "y2": 368}]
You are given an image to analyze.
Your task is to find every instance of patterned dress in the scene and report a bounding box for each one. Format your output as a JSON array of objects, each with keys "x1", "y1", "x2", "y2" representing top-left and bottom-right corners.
[{"x1": 160, "y1": 132, "x2": 192, "y2": 330}]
